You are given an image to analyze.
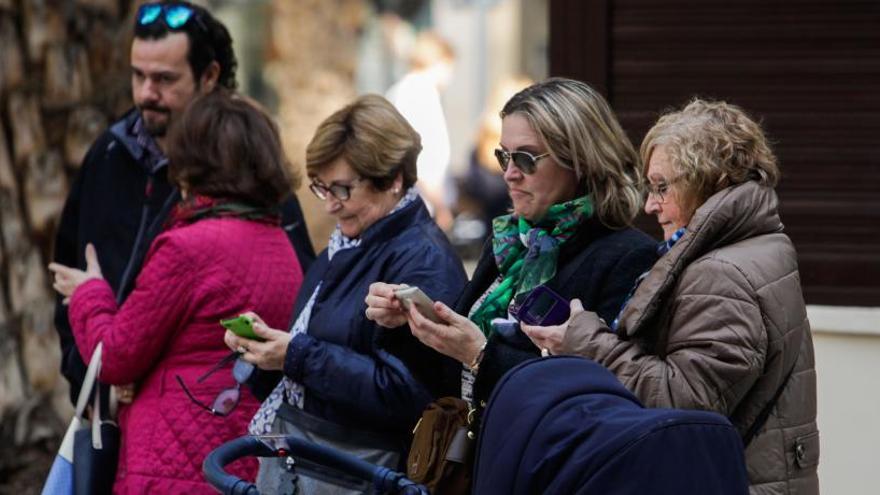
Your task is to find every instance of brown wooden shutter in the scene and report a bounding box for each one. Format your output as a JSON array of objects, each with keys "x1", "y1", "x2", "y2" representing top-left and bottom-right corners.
[{"x1": 550, "y1": 0, "x2": 880, "y2": 306}]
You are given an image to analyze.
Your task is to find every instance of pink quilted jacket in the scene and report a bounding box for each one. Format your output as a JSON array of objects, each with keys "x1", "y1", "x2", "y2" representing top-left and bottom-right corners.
[{"x1": 69, "y1": 217, "x2": 303, "y2": 494}]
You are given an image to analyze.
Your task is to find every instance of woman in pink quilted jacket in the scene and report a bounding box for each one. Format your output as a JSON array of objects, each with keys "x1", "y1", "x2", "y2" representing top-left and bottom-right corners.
[{"x1": 49, "y1": 90, "x2": 305, "y2": 494}]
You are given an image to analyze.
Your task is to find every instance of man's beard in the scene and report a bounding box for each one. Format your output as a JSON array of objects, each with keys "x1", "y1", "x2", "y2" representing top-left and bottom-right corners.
[{"x1": 138, "y1": 104, "x2": 171, "y2": 137}]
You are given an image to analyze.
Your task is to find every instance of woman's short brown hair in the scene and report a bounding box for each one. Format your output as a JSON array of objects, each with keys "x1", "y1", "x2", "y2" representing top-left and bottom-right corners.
[
  {"x1": 166, "y1": 89, "x2": 299, "y2": 207},
  {"x1": 305, "y1": 94, "x2": 421, "y2": 191},
  {"x1": 641, "y1": 98, "x2": 779, "y2": 216}
]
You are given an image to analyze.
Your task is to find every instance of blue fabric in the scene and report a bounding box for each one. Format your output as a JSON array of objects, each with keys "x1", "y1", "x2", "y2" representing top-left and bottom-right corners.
[
  {"x1": 474, "y1": 357, "x2": 749, "y2": 495},
  {"x1": 656, "y1": 226, "x2": 687, "y2": 256},
  {"x1": 281, "y1": 197, "x2": 467, "y2": 439},
  {"x1": 41, "y1": 455, "x2": 74, "y2": 495}
]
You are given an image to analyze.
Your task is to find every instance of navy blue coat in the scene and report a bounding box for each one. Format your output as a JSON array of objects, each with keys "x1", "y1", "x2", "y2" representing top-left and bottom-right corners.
[
  {"x1": 461, "y1": 218, "x2": 658, "y2": 407},
  {"x1": 474, "y1": 357, "x2": 749, "y2": 494},
  {"x1": 282, "y1": 197, "x2": 467, "y2": 440}
]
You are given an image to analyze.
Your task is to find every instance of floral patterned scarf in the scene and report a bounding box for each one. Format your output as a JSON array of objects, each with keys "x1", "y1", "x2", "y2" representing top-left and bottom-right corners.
[{"x1": 470, "y1": 195, "x2": 593, "y2": 336}]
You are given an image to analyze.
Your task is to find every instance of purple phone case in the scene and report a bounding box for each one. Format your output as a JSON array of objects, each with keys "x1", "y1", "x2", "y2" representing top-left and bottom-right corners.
[{"x1": 514, "y1": 285, "x2": 570, "y2": 326}]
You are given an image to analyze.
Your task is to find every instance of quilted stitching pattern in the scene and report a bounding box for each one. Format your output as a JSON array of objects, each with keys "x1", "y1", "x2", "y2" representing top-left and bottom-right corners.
[{"x1": 69, "y1": 217, "x2": 303, "y2": 493}]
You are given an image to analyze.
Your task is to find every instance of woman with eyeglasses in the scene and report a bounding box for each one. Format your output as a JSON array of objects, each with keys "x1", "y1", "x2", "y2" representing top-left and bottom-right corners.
[
  {"x1": 223, "y1": 94, "x2": 466, "y2": 494},
  {"x1": 521, "y1": 99, "x2": 819, "y2": 493},
  {"x1": 366, "y1": 77, "x2": 657, "y2": 430},
  {"x1": 48, "y1": 90, "x2": 304, "y2": 493}
]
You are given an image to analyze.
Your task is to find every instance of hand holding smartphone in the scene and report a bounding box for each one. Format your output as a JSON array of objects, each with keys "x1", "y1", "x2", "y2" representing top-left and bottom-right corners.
[
  {"x1": 220, "y1": 314, "x2": 265, "y2": 342},
  {"x1": 512, "y1": 285, "x2": 571, "y2": 326},
  {"x1": 394, "y1": 286, "x2": 443, "y2": 323}
]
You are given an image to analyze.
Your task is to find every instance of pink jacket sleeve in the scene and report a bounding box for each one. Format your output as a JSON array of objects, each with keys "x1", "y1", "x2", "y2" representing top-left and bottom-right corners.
[{"x1": 69, "y1": 237, "x2": 195, "y2": 384}]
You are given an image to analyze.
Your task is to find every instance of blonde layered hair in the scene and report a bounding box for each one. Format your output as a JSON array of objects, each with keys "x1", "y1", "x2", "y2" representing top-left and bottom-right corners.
[
  {"x1": 306, "y1": 94, "x2": 421, "y2": 191},
  {"x1": 501, "y1": 78, "x2": 642, "y2": 229},
  {"x1": 641, "y1": 99, "x2": 779, "y2": 216}
]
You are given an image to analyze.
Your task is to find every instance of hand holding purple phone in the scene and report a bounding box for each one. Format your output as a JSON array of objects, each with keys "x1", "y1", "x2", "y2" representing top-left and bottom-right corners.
[{"x1": 512, "y1": 285, "x2": 571, "y2": 326}]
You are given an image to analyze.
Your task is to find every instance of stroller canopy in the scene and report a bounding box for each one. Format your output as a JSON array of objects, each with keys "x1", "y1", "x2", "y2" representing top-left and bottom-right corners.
[{"x1": 474, "y1": 357, "x2": 749, "y2": 494}]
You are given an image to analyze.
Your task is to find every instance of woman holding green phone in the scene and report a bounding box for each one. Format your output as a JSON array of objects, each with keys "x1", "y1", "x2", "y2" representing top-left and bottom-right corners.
[
  {"x1": 49, "y1": 90, "x2": 304, "y2": 494},
  {"x1": 224, "y1": 94, "x2": 467, "y2": 494}
]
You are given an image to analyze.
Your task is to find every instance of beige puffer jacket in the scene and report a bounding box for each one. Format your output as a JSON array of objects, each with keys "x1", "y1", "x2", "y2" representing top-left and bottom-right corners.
[{"x1": 562, "y1": 181, "x2": 819, "y2": 494}]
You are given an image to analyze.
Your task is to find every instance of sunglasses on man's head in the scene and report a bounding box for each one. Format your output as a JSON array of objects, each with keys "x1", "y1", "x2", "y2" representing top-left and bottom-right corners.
[
  {"x1": 494, "y1": 148, "x2": 552, "y2": 175},
  {"x1": 137, "y1": 2, "x2": 204, "y2": 31}
]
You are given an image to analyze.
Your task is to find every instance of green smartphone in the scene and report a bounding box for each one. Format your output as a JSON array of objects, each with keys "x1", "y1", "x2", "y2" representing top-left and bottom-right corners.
[{"x1": 220, "y1": 315, "x2": 264, "y2": 342}]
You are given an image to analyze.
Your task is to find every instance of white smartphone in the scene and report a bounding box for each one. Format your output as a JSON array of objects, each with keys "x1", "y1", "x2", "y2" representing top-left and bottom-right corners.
[{"x1": 394, "y1": 286, "x2": 443, "y2": 323}]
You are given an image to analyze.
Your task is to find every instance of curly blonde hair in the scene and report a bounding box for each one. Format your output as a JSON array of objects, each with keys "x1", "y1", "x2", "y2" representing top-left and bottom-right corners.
[
  {"x1": 501, "y1": 78, "x2": 642, "y2": 229},
  {"x1": 641, "y1": 99, "x2": 779, "y2": 216}
]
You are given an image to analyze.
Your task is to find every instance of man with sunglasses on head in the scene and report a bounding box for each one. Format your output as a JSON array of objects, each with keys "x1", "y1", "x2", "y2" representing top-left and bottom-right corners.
[{"x1": 53, "y1": 1, "x2": 314, "y2": 407}]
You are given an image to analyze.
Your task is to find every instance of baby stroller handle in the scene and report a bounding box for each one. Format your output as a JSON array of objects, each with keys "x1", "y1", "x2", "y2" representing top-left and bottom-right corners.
[
  {"x1": 203, "y1": 436, "x2": 267, "y2": 494},
  {"x1": 203, "y1": 435, "x2": 429, "y2": 495}
]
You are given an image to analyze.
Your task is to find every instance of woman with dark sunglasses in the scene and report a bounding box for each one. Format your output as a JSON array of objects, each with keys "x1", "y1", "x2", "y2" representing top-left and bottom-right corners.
[
  {"x1": 223, "y1": 94, "x2": 467, "y2": 494},
  {"x1": 366, "y1": 77, "x2": 657, "y2": 441},
  {"x1": 49, "y1": 90, "x2": 304, "y2": 494}
]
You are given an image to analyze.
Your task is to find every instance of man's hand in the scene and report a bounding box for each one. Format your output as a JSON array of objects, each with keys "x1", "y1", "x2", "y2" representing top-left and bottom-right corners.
[{"x1": 48, "y1": 243, "x2": 104, "y2": 304}]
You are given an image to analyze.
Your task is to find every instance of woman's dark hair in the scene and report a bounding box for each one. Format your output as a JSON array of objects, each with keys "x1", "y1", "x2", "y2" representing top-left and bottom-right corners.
[
  {"x1": 166, "y1": 90, "x2": 298, "y2": 207},
  {"x1": 133, "y1": 1, "x2": 237, "y2": 90}
]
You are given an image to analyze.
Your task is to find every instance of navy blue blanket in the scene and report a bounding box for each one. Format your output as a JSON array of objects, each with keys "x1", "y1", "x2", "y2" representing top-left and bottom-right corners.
[{"x1": 474, "y1": 357, "x2": 749, "y2": 494}]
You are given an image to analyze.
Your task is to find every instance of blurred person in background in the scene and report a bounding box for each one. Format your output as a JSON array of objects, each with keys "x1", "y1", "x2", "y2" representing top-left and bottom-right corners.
[
  {"x1": 523, "y1": 99, "x2": 819, "y2": 494},
  {"x1": 49, "y1": 90, "x2": 304, "y2": 494},
  {"x1": 224, "y1": 94, "x2": 467, "y2": 494},
  {"x1": 386, "y1": 31, "x2": 456, "y2": 231},
  {"x1": 454, "y1": 75, "x2": 534, "y2": 249}
]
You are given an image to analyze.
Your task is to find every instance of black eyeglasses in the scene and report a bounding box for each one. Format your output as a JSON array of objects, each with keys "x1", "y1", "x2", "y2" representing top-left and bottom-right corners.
[
  {"x1": 494, "y1": 148, "x2": 552, "y2": 175},
  {"x1": 309, "y1": 177, "x2": 364, "y2": 202},
  {"x1": 176, "y1": 351, "x2": 253, "y2": 416},
  {"x1": 645, "y1": 175, "x2": 684, "y2": 204},
  {"x1": 136, "y1": 2, "x2": 206, "y2": 32}
]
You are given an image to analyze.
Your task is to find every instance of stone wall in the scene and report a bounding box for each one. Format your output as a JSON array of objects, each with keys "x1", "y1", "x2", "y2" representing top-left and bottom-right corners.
[{"x1": 0, "y1": 0, "x2": 134, "y2": 490}]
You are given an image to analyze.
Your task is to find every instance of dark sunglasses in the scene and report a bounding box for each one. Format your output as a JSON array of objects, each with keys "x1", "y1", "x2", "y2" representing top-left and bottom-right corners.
[
  {"x1": 494, "y1": 148, "x2": 552, "y2": 175},
  {"x1": 308, "y1": 177, "x2": 364, "y2": 202},
  {"x1": 176, "y1": 351, "x2": 254, "y2": 416},
  {"x1": 136, "y1": 2, "x2": 205, "y2": 31}
]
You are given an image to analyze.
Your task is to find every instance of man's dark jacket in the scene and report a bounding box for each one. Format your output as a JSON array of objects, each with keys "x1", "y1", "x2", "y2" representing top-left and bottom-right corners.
[{"x1": 53, "y1": 109, "x2": 315, "y2": 404}]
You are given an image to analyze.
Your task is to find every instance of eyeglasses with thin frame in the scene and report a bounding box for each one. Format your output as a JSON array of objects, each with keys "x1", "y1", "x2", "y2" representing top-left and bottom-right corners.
[
  {"x1": 176, "y1": 351, "x2": 249, "y2": 416},
  {"x1": 136, "y1": 2, "x2": 207, "y2": 32},
  {"x1": 309, "y1": 177, "x2": 365, "y2": 202},
  {"x1": 494, "y1": 148, "x2": 552, "y2": 175},
  {"x1": 645, "y1": 175, "x2": 685, "y2": 204}
]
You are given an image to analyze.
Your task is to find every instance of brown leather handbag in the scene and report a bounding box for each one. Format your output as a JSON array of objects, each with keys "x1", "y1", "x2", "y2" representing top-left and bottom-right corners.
[{"x1": 407, "y1": 397, "x2": 474, "y2": 494}]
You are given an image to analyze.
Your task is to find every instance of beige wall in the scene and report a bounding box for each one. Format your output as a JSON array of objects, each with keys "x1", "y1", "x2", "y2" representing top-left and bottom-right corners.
[{"x1": 809, "y1": 305, "x2": 880, "y2": 494}]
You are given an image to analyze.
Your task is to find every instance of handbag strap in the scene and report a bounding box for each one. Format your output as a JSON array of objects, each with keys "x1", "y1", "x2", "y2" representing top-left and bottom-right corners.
[{"x1": 75, "y1": 343, "x2": 103, "y2": 419}]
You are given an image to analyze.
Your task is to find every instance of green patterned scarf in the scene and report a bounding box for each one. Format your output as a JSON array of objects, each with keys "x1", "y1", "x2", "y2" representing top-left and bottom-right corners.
[{"x1": 470, "y1": 195, "x2": 593, "y2": 336}]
